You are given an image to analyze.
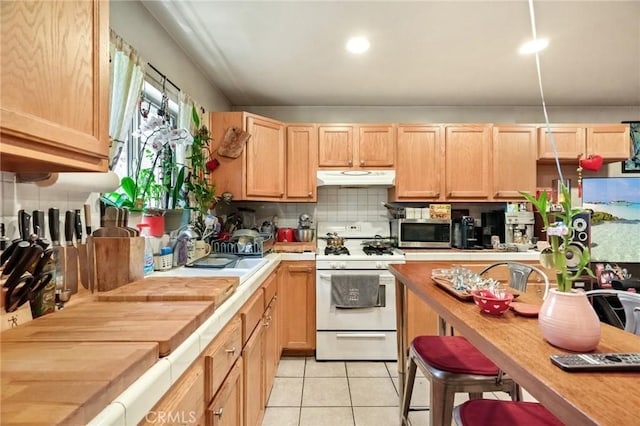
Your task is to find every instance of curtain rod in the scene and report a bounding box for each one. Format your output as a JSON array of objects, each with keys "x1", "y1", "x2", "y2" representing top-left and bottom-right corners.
[{"x1": 147, "y1": 62, "x2": 181, "y2": 92}]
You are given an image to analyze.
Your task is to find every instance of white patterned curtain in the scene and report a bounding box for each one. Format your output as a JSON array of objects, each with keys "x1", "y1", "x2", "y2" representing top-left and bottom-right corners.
[
  {"x1": 109, "y1": 30, "x2": 146, "y2": 171},
  {"x1": 176, "y1": 91, "x2": 194, "y2": 167}
]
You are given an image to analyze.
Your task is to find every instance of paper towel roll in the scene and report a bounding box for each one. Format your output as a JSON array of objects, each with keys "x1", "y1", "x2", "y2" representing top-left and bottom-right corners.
[{"x1": 34, "y1": 171, "x2": 120, "y2": 193}]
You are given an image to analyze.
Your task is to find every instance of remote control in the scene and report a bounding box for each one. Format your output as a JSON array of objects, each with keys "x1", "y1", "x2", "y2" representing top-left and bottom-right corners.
[{"x1": 550, "y1": 353, "x2": 640, "y2": 372}]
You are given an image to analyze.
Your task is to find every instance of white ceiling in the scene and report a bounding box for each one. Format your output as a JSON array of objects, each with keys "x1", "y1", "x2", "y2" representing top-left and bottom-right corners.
[{"x1": 141, "y1": 0, "x2": 640, "y2": 107}]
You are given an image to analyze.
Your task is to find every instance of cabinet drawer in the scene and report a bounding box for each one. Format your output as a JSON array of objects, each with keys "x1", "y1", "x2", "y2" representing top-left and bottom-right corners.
[
  {"x1": 204, "y1": 317, "x2": 242, "y2": 403},
  {"x1": 263, "y1": 272, "x2": 277, "y2": 308},
  {"x1": 241, "y1": 289, "x2": 265, "y2": 344},
  {"x1": 141, "y1": 358, "x2": 205, "y2": 426},
  {"x1": 206, "y1": 357, "x2": 243, "y2": 426}
]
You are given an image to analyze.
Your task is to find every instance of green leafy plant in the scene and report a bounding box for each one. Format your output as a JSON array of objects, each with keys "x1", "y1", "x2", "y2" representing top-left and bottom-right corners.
[
  {"x1": 521, "y1": 184, "x2": 595, "y2": 292},
  {"x1": 184, "y1": 105, "x2": 216, "y2": 232}
]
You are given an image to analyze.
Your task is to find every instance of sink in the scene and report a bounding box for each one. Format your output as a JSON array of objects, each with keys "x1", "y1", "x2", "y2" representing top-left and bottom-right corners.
[{"x1": 153, "y1": 257, "x2": 268, "y2": 284}]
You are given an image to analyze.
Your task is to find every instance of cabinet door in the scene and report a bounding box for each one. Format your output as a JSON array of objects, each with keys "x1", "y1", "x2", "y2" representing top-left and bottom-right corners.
[
  {"x1": 318, "y1": 125, "x2": 354, "y2": 167},
  {"x1": 207, "y1": 358, "x2": 243, "y2": 426},
  {"x1": 242, "y1": 324, "x2": 264, "y2": 426},
  {"x1": 263, "y1": 300, "x2": 278, "y2": 405},
  {"x1": 537, "y1": 126, "x2": 585, "y2": 159},
  {"x1": 445, "y1": 125, "x2": 492, "y2": 199},
  {"x1": 280, "y1": 261, "x2": 316, "y2": 354},
  {"x1": 492, "y1": 125, "x2": 537, "y2": 199},
  {"x1": 394, "y1": 125, "x2": 443, "y2": 200},
  {"x1": 0, "y1": 0, "x2": 109, "y2": 172},
  {"x1": 586, "y1": 124, "x2": 631, "y2": 161},
  {"x1": 245, "y1": 116, "x2": 285, "y2": 199},
  {"x1": 286, "y1": 125, "x2": 318, "y2": 201},
  {"x1": 357, "y1": 125, "x2": 395, "y2": 168}
]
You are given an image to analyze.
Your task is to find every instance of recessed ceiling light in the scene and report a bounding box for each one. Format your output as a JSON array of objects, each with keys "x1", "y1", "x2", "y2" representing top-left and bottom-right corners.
[
  {"x1": 346, "y1": 36, "x2": 370, "y2": 54},
  {"x1": 518, "y1": 38, "x2": 549, "y2": 55}
]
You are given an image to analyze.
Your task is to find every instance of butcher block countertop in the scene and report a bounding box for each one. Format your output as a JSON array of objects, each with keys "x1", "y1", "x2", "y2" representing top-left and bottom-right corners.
[
  {"x1": 1, "y1": 300, "x2": 216, "y2": 357},
  {"x1": 1, "y1": 341, "x2": 159, "y2": 425}
]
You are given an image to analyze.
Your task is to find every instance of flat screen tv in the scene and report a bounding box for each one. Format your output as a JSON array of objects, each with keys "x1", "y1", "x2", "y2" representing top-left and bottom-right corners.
[{"x1": 582, "y1": 177, "x2": 640, "y2": 263}]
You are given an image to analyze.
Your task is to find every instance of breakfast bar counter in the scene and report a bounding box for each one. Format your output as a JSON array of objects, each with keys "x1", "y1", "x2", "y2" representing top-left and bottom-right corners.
[{"x1": 389, "y1": 262, "x2": 640, "y2": 426}]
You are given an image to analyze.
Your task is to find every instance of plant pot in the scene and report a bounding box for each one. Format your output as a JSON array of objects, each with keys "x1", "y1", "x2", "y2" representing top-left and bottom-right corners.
[
  {"x1": 163, "y1": 208, "x2": 190, "y2": 233},
  {"x1": 538, "y1": 288, "x2": 601, "y2": 352}
]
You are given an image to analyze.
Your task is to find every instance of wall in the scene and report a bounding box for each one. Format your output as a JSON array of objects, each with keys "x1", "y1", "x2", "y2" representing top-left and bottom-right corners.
[{"x1": 235, "y1": 105, "x2": 639, "y2": 124}]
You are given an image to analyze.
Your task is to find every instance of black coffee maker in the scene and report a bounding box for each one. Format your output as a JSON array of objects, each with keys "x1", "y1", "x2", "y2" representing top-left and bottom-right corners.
[{"x1": 453, "y1": 216, "x2": 478, "y2": 249}]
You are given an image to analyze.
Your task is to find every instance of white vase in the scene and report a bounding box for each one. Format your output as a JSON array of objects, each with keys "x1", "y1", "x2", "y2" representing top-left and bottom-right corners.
[{"x1": 538, "y1": 289, "x2": 601, "y2": 352}]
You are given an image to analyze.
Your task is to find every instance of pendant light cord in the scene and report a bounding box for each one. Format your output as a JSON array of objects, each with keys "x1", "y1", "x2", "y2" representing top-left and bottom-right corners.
[{"x1": 527, "y1": 0, "x2": 565, "y2": 184}]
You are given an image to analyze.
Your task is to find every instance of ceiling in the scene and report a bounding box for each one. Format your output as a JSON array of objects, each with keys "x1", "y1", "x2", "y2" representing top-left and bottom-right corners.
[{"x1": 141, "y1": 0, "x2": 640, "y2": 107}]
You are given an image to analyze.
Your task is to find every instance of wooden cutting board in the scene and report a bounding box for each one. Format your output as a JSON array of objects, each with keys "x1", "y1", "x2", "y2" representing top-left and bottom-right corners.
[
  {"x1": 273, "y1": 242, "x2": 317, "y2": 253},
  {"x1": 0, "y1": 301, "x2": 215, "y2": 356},
  {"x1": 1, "y1": 341, "x2": 158, "y2": 425},
  {"x1": 96, "y1": 276, "x2": 238, "y2": 307}
]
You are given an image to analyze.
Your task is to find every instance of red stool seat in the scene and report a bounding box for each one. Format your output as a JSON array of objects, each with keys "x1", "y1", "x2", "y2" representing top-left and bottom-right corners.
[
  {"x1": 413, "y1": 335, "x2": 499, "y2": 375},
  {"x1": 456, "y1": 399, "x2": 564, "y2": 425}
]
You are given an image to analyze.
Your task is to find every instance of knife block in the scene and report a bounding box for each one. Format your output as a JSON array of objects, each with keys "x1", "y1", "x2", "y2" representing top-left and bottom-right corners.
[{"x1": 91, "y1": 237, "x2": 145, "y2": 292}]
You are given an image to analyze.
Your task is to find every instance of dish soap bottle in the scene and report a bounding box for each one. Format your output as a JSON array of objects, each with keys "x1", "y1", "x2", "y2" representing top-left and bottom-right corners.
[{"x1": 137, "y1": 223, "x2": 155, "y2": 275}]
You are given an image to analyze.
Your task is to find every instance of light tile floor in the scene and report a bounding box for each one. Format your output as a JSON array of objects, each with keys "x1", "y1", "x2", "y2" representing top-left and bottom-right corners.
[{"x1": 262, "y1": 357, "x2": 539, "y2": 426}]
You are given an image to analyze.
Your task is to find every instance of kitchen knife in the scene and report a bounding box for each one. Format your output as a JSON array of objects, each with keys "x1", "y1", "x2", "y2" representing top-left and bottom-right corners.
[
  {"x1": 32, "y1": 210, "x2": 45, "y2": 239},
  {"x1": 75, "y1": 209, "x2": 89, "y2": 290},
  {"x1": 48, "y1": 208, "x2": 65, "y2": 293},
  {"x1": 84, "y1": 204, "x2": 95, "y2": 292},
  {"x1": 18, "y1": 209, "x2": 31, "y2": 241},
  {"x1": 64, "y1": 210, "x2": 79, "y2": 294}
]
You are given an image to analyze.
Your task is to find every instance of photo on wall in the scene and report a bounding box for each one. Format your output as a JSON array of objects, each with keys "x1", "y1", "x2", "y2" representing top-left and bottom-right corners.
[
  {"x1": 582, "y1": 177, "x2": 640, "y2": 263},
  {"x1": 622, "y1": 121, "x2": 640, "y2": 173}
]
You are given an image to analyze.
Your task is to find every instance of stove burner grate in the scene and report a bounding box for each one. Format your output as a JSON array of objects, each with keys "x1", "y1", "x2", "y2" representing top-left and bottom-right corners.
[
  {"x1": 324, "y1": 246, "x2": 350, "y2": 256},
  {"x1": 363, "y1": 246, "x2": 395, "y2": 256}
]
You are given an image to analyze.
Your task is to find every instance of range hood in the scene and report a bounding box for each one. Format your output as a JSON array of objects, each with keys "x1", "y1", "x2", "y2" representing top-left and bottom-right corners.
[{"x1": 317, "y1": 170, "x2": 395, "y2": 187}]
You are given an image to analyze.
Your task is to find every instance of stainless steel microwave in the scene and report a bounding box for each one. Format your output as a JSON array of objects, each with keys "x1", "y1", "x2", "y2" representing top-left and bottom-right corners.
[{"x1": 390, "y1": 219, "x2": 452, "y2": 248}]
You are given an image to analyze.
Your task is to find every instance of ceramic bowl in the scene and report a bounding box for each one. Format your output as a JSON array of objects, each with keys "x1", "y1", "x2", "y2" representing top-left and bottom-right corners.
[{"x1": 471, "y1": 289, "x2": 514, "y2": 315}]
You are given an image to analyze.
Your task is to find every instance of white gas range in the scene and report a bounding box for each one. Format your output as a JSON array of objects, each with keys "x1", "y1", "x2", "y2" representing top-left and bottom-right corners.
[{"x1": 315, "y1": 221, "x2": 405, "y2": 361}]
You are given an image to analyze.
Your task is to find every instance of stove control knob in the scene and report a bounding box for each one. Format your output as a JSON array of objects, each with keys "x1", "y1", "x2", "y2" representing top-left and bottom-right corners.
[
  {"x1": 329, "y1": 262, "x2": 337, "y2": 269},
  {"x1": 340, "y1": 262, "x2": 347, "y2": 269},
  {"x1": 376, "y1": 262, "x2": 384, "y2": 269}
]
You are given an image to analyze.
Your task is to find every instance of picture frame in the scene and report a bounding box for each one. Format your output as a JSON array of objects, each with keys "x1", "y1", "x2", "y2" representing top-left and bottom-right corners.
[{"x1": 621, "y1": 121, "x2": 640, "y2": 173}]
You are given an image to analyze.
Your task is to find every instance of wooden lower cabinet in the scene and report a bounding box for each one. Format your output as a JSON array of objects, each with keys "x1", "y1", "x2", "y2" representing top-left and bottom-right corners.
[
  {"x1": 279, "y1": 261, "x2": 316, "y2": 354},
  {"x1": 242, "y1": 319, "x2": 265, "y2": 426},
  {"x1": 207, "y1": 358, "x2": 243, "y2": 426}
]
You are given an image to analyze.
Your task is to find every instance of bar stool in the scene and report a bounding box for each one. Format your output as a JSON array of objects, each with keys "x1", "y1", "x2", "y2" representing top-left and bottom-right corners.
[
  {"x1": 452, "y1": 399, "x2": 564, "y2": 426},
  {"x1": 401, "y1": 262, "x2": 550, "y2": 426}
]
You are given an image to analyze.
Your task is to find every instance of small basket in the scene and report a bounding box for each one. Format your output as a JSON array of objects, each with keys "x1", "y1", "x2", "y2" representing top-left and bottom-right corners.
[{"x1": 154, "y1": 253, "x2": 173, "y2": 271}]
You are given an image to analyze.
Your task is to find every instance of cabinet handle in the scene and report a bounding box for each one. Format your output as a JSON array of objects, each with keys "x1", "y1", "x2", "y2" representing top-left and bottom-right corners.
[
  {"x1": 435, "y1": 192, "x2": 440, "y2": 197},
  {"x1": 448, "y1": 192, "x2": 452, "y2": 197},
  {"x1": 225, "y1": 347, "x2": 236, "y2": 355},
  {"x1": 280, "y1": 192, "x2": 284, "y2": 197},
  {"x1": 307, "y1": 192, "x2": 312, "y2": 197},
  {"x1": 264, "y1": 321, "x2": 270, "y2": 327},
  {"x1": 495, "y1": 191, "x2": 500, "y2": 197},
  {"x1": 214, "y1": 408, "x2": 224, "y2": 417},
  {"x1": 348, "y1": 159, "x2": 353, "y2": 166},
  {"x1": 273, "y1": 295, "x2": 278, "y2": 300},
  {"x1": 360, "y1": 160, "x2": 365, "y2": 166}
]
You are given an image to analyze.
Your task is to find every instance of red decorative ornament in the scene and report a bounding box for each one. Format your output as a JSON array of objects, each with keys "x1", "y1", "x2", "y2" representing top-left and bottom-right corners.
[
  {"x1": 580, "y1": 155, "x2": 603, "y2": 172},
  {"x1": 206, "y1": 158, "x2": 220, "y2": 172}
]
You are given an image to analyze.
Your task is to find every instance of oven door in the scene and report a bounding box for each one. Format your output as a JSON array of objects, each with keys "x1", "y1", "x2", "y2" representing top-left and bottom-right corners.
[{"x1": 316, "y1": 269, "x2": 396, "y2": 331}]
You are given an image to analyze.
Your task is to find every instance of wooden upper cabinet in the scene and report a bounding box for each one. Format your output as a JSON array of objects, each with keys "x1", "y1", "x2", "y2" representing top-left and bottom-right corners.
[
  {"x1": 318, "y1": 124, "x2": 394, "y2": 169},
  {"x1": 444, "y1": 125, "x2": 492, "y2": 200},
  {"x1": 286, "y1": 125, "x2": 318, "y2": 201},
  {"x1": 318, "y1": 125, "x2": 354, "y2": 167},
  {"x1": 0, "y1": 0, "x2": 109, "y2": 172},
  {"x1": 391, "y1": 125, "x2": 443, "y2": 201},
  {"x1": 209, "y1": 112, "x2": 286, "y2": 201},
  {"x1": 492, "y1": 125, "x2": 537, "y2": 200},
  {"x1": 245, "y1": 116, "x2": 286, "y2": 200},
  {"x1": 357, "y1": 125, "x2": 395, "y2": 168},
  {"x1": 586, "y1": 124, "x2": 630, "y2": 161},
  {"x1": 538, "y1": 124, "x2": 630, "y2": 162}
]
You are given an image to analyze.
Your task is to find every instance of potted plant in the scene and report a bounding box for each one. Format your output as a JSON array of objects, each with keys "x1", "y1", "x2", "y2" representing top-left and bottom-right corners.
[
  {"x1": 102, "y1": 111, "x2": 194, "y2": 230},
  {"x1": 521, "y1": 184, "x2": 601, "y2": 352},
  {"x1": 183, "y1": 106, "x2": 217, "y2": 235}
]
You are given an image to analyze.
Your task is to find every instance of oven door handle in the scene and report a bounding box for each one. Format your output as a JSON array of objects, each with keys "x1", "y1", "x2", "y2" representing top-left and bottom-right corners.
[
  {"x1": 335, "y1": 333, "x2": 387, "y2": 339},
  {"x1": 319, "y1": 274, "x2": 332, "y2": 280}
]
